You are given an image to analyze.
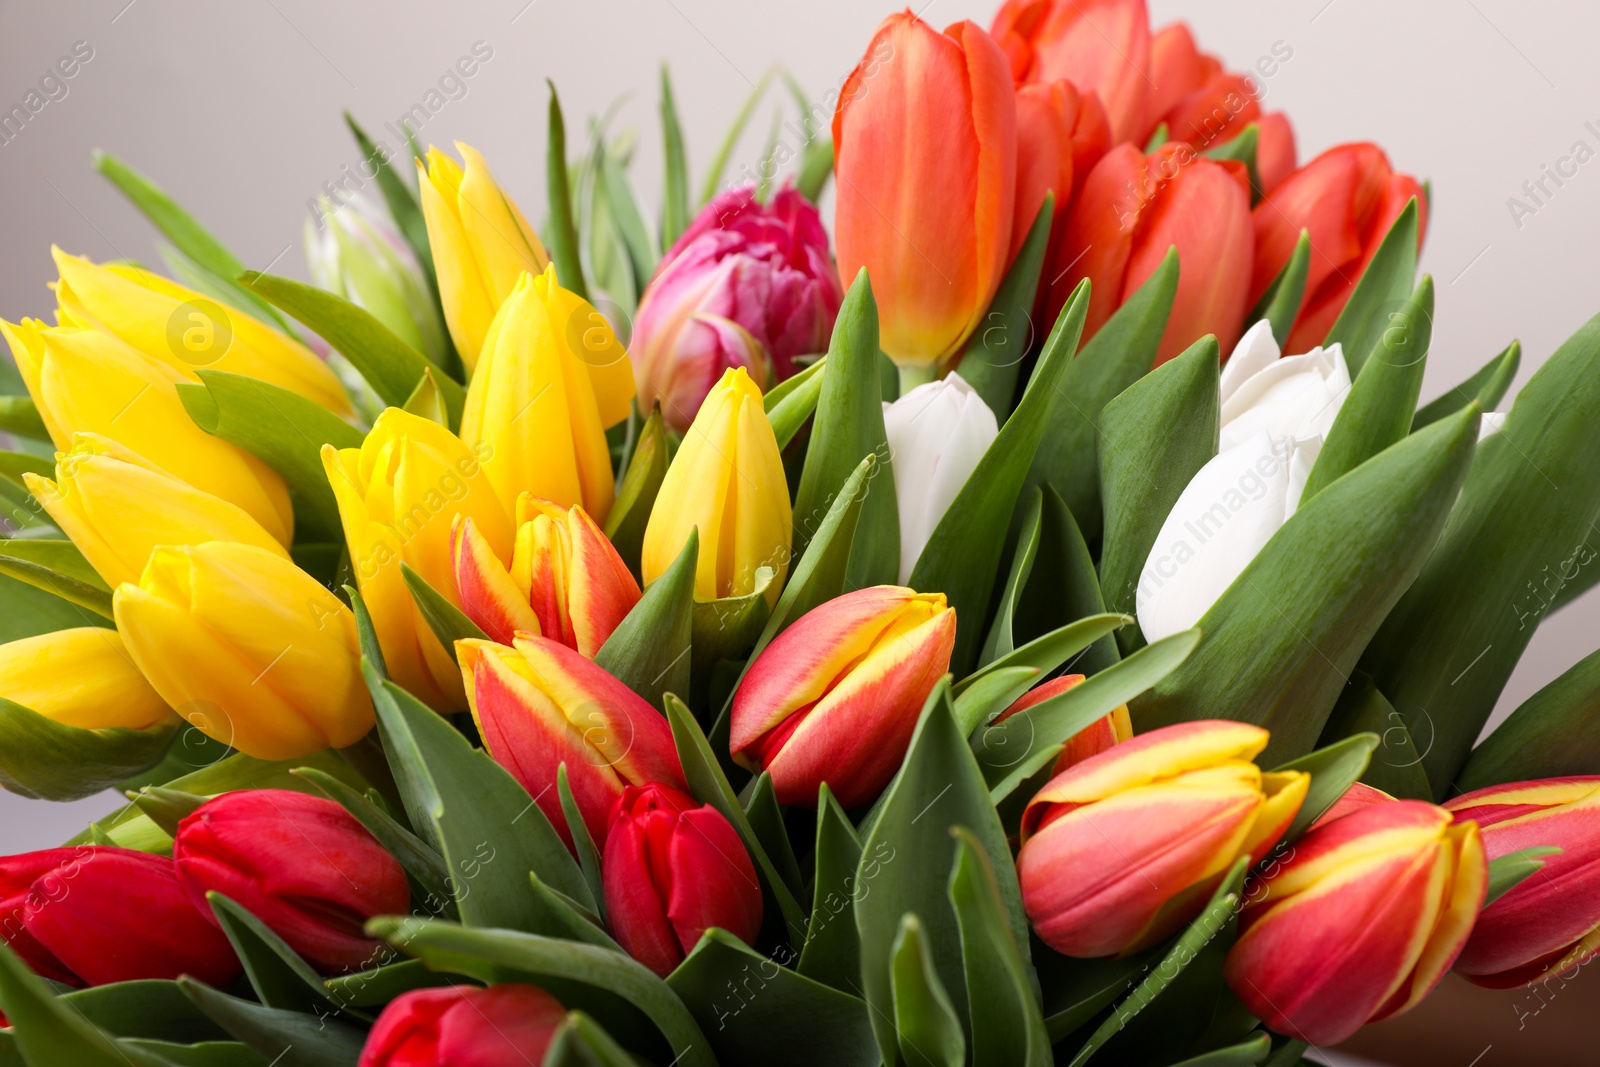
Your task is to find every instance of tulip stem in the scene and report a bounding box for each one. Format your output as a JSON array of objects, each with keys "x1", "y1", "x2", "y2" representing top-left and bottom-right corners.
[{"x1": 897, "y1": 362, "x2": 939, "y2": 397}]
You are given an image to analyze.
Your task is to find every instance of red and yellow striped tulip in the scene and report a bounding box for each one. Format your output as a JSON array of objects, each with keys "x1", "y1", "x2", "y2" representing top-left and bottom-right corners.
[
  {"x1": 453, "y1": 498, "x2": 639, "y2": 657},
  {"x1": 1447, "y1": 777, "x2": 1600, "y2": 988},
  {"x1": 1225, "y1": 799, "x2": 1486, "y2": 1045},
  {"x1": 730, "y1": 586, "x2": 956, "y2": 808},
  {"x1": 993, "y1": 674, "x2": 1130, "y2": 776},
  {"x1": 1018, "y1": 720, "x2": 1307, "y2": 958},
  {"x1": 833, "y1": 12, "x2": 1016, "y2": 372},
  {"x1": 1251, "y1": 142, "x2": 1426, "y2": 355},
  {"x1": 641, "y1": 367, "x2": 791, "y2": 604},
  {"x1": 992, "y1": 0, "x2": 1151, "y2": 146},
  {"x1": 0, "y1": 628, "x2": 173, "y2": 731},
  {"x1": 456, "y1": 634, "x2": 686, "y2": 849},
  {"x1": 322, "y1": 408, "x2": 513, "y2": 712},
  {"x1": 1047, "y1": 141, "x2": 1254, "y2": 365}
]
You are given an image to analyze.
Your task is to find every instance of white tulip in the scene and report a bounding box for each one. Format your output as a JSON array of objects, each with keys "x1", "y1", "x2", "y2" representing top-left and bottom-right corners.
[
  {"x1": 1479, "y1": 411, "x2": 1507, "y2": 440},
  {"x1": 1218, "y1": 319, "x2": 1351, "y2": 451},
  {"x1": 883, "y1": 372, "x2": 998, "y2": 584}
]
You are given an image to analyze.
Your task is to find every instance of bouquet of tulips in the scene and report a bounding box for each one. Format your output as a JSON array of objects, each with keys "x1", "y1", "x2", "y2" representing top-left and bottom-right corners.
[{"x1": 4, "y1": 1, "x2": 1600, "y2": 1064}]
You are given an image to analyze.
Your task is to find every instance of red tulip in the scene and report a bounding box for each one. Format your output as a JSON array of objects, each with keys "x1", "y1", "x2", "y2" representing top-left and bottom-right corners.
[
  {"x1": 1251, "y1": 142, "x2": 1426, "y2": 355},
  {"x1": 1309, "y1": 780, "x2": 1395, "y2": 831},
  {"x1": 1447, "y1": 777, "x2": 1600, "y2": 988},
  {"x1": 1158, "y1": 73, "x2": 1261, "y2": 154},
  {"x1": 603, "y1": 783, "x2": 763, "y2": 977},
  {"x1": 833, "y1": 12, "x2": 1016, "y2": 371},
  {"x1": 1, "y1": 846, "x2": 238, "y2": 988},
  {"x1": 992, "y1": 674, "x2": 1131, "y2": 775},
  {"x1": 1144, "y1": 22, "x2": 1217, "y2": 134},
  {"x1": 731, "y1": 586, "x2": 956, "y2": 808},
  {"x1": 993, "y1": 0, "x2": 1152, "y2": 146},
  {"x1": 1255, "y1": 112, "x2": 1298, "y2": 194},
  {"x1": 1225, "y1": 800, "x2": 1485, "y2": 1045},
  {"x1": 1046, "y1": 140, "x2": 1254, "y2": 364},
  {"x1": 1010, "y1": 81, "x2": 1110, "y2": 262},
  {"x1": 173, "y1": 789, "x2": 409, "y2": 974},
  {"x1": 359, "y1": 984, "x2": 566, "y2": 1067}
]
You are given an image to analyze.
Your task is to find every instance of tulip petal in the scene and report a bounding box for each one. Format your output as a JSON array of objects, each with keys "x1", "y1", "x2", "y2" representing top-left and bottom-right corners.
[
  {"x1": 666, "y1": 807, "x2": 764, "y2": 956},
  {"x1": 453, "y1": 516, "x2": 540, "y2": 647}
]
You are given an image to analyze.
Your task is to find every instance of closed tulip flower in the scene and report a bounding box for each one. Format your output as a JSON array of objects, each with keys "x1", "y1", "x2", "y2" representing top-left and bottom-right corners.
[
  {"x1": 731, "y1": 586, "x2": 956, "y2": 808},
  {"x1": 417, "y1": 142, "x2": 550, "y2": 370},
  {"x1": 26, "y1": 433, "x2": 289, "y2": 588},
  {"x1": 603, "y1": 783, "x2": 764, "y2": 977},
  {"x1": 1, "y1": 846, "x2": 238, "y2": 988},
  {"x1": 360, "y1": 984, "x2": 566, "y2": 1067},
  {"x1": 173, "y1": 790, "x2": 409, "y2": 974},
  {"x1": 457, "y1": 635, "x2": 686, "y2": 850},
  {"x1": 993, "y1": 674, "x2": 1131, "y2": 775},
  {"x1": 833, "y1": 12, "x2": 1016, "y2": 376},
  {"x1": 52, "y1": 248, "x2": 350, "y2": 416},
  {"x1": 1252, "y1": 143, "x2": 1427, "y2": 355},
  {"x1": 305, "y1": 193, "x2": 449, "y2": 366},
  {"x1": 1011, "y1": 82, "x2": 1075, "y2": 263},
  {"x1": 882, "y1": 372, "x2": 998, "y2": 583},
  {"x1": 1018, "y1": 720, "x2": 1308, "y2": 958},
  {"x1": 1217, "y1": 320, "x2": 1350, "y2": 450},
  {"x1": 458, "y1": 267, "x2": 634, "y2": 522},
  {"x1": 1225, "y1": 800, "x2": 1486, "y2": 1045},
  {"x1": 1255, "y1": 112, "x2": 1298, "y2": 195},
  {"x1": 641, "y1": 367, "x2": 791, "y2": 604},
  {"x1": 2, "y1": 320, "x2": 294, "y2": 545},
  {"x1": 993, "y1": 0, "x2": 1150, "y2": 144},
  {"x1": 453, "y1": 498, "x2": 640, "y2": 656},
  {"x1": 0, "y1": 627, "x2": 172, "y2": 731},
  {"x1": 113, "y1": 542, "x2": 374, "y2": 759},
  {"x1": 1447, "y1": 777, "x2": 1600, "y2": 987},
  {"x1": 634, "y1": 184, "x2": 843, "y2": 430},
  {"x1": 323, "y1": 407, "x2": 514, "y2": 711},
  {"x1": 1051, "y1": 141, "x2": 1254, "y2": 364}
]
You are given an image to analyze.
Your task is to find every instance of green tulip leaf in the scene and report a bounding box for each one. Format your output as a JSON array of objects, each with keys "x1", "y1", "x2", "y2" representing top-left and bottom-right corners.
[
  {"x1": 1246, "y1": 230, "x2": 1311, "y2": 348},
  {"x1": 0, "y1": 538, "x2": 114, "y2": 619},
  {"x1": 658, "y1": 66, "x2": 691, "y2": 251},
  {"x1": 124, "y1": 785, "x2": 205, "y2": 836},
  {"x1": 596, "y1": 530, "x2": 694, "y2": 712},
  {"x1": 979, "y1": 489, "x2": 1044, "y2": 668},
  {"x1": 698, "y1": 69, "x2": 775, "y2": 206},
  {"x1": 603, "y1": 408, "x2": 668, "y2": 580},
  {"x1": 0, "y1": 396, "x2": 52, "y2": 442},
  {"x1": 957, "y1": 613, "x2": 1132, "y2": 700},
  {"x1": 178, "y1": 978, "x2": 366, "y2": 1067},
  {"x1": 958, "y1": 196, "x2": 1053, "y2": 420},
  {"x1": 343, "y1": 112, "x2": 436, "y2": 295},
  {"x1": 689, "y1": 568, "x2": 773, "y2": 701},
  {"x1": 1270, "y1": 732, "x2": 1380, "y2": 842},
  {"x1": 798, "y1": 783, "x2": 865, "y2": 993},
  {"x1": 0, "y1": 944, "x2": 176, "y2": 1067},
  {"x1": 399, "y1": 366, "x2": 449, "y2": 426},
  {"x1": 321, "y1": 959, "x2": 456, "y2": 1008},
  {"x1": 596, "y1": 141, "x2": 659, "y2": 298},
  {"x1": 1135, "y1": 405, "x2": 1481, "y2": 766},
  {"x1": 1205, "y1": 123, "x2": 1263, "y2": 201},
  {"x1": 1098, "y1": 335, "x2": 1221, "y2": 655},
  {"x1": 1359, "y1": 312, "x2": 1600, "y2": 794},
  {"x1": 952, "y1": 666, "x2": 1040, "y2": 739},
  {"x1": 555, "y1": 764, "x2": 607, "y2": 926},
  {"x1": 911, "y1": 283, "x2": 1090, "y2": 674},
  {"x1": 666, "y1": 927, "x2": 878, "y2": 1067},
  {"x1": 399, "y1": 562, "x2": 488, "y2": 667},
  {"x1": 58, "y1": 981, "x2": 231, "y2": 1045},
  {"x1": 1015, "y1": 488, "x2": 1120, "y2": 673},
  {"x1": 1318, "y1": 676, "x2": 1431, "y2": 800},
  {"x1": 1413, "y1": 340, "x2": 1520, "y2": 431},
  {"x1": 1484, "y1": 846, "x2": 1563, "y2": 908},
  {"x1": 1167, "y1": 1033, "x2": 1274, "y2": 1067},
  {"x1": 524, "y1": 869, "x2": 617, "y2": 950},
  {"x1": 1323, "y1": 199, "x2": 1420, "y2": 376},
  {"x1": 764, "y1": 355, "x2": 828, "y2": 449},
  {"x1": 543, "y1": 1010, "x2": 642, "y2": 1067},
  {"x1": 1025, "y1": 249, "x2": 1178, "y2": 546},
  {"x1": 0, "y1": 696, "x2": 176, "y2": 801},
  {"x1": 1303, "y1": 276, "x2": 1433, "y2": 502},
  {"x1": 1460, "y1": 643, "x2": 1600, "y2": 790},
  {"x1": 1036, "y1": 948, "x2": 1161, "y2": 1043},
  {"x1": 0, "y1": 449, "x2": 52, "y2": 491},
  {"x1": 891, "y1": 914, "x2": 967, "y2": 1067},
  {"x1": 121, "y1": 1038, "x2": 268, "y2": 1066},
  {"x1": 206, "y1": 893, "x2": 346, "y2": 1017},
  {"x1": 743, "y1": 771, "x2": 805, "y2": 902},
  {"x1": 543, "y1": 81, "x2": 588, "y2": 300}
]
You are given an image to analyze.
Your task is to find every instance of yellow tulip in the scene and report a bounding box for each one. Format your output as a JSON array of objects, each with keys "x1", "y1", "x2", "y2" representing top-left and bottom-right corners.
[
  {"x1": 459, "y1": 267, "x2": 635, "y2": 522},
  {"x1": 25, "y1": 433, "x2": 289, "y2": 588},
  {"x1": 416, "y1": 142, "x2": 549, "y2": 371},
  {"x1": 1, "y1": 320, "x2": 293, "y2": 544},
  {"x1": 113, "y1": 542, "x2": 373, "y2": 759},
  {"x1": 52, "y1": 248, "x2": 351, "y2": 416},
  {"x1": 641, "y1": 367, "x2": 791, "y2": 604},
  {"x1": 322, "y1": 407, "x2": 513, "y2": 710},
  {"x1": 0, "y1": 627, "x2": 173, "y2": 730}
]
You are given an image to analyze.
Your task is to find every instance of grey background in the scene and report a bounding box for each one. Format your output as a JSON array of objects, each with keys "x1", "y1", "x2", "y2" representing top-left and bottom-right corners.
[{"x1": 1, "y1": 0, "x2": 1596, "y2": 848}]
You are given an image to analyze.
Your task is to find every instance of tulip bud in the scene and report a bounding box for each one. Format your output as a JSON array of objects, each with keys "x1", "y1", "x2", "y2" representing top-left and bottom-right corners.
[
  {"x1": 834, "y1": 13, "x2": 1016, "y2": 371},
  {"x1": 1018, "y1": 720, "x2": 1308, "y2": 958},
  {"x1": 731, "y1": 586, "x2": 956, "y2": 808},
  {"x1": 993, "y1": 674, "x2": 1131, "y2": 775},
  {"x1": 304, "y1": 193, "x2": 449, "y2": 366},
  {"x1": 634, "y1": 184, "x2": 842, "y2": 430},
  {"x1": 51, "y1": 248, "x2": 351, "y2": 416},
  {"x1": 458, "y1": 267, "x2": 634, "y2": 523},
  {"x1": 323, "y1": 407, "x2": 514, "y2": 711},
  {"x1": 2, "y1": 320, "x2": 294, "y2": 545},
  {"x1": 0, "y1": 627, "x2": 172, "y2": 731},
  {"x1": 1048, "y1": 141, "x2": 1255, "y2": 364},
  {"x1": 1, "y1": 846, "x2": 238, "y2": 988},
  {"x1": 641, "y1": 367, "x2": 791, "y2": 604},
  {"x1": 992, "y1": 0, "x2": 1152, "y2": 145},
  {"x1": 457, "y1": 635, "x2": 686, "y2": 850},
  {"x1": 1255, "y1": 112, "x2": 1298, "y2": 195},
  {"x1": 1225, "y1": 800, "x2": 1486, "y2": 1045},
  {"x1": 173, "y1": 789, "x2": 409, "y2": 974},
  {"x1": 416, "y1": 142, "x2": 550, "y2": 371},
  {"x1": 1144, "y1": 22, "x2": 1214, "y2": 135},
  {"x1": 1312, "y1": 780, "x2": 1396, "y2": 831},
  {"x1": 26, "y1": 433, "x2": 290, "y2": 588},
  {"x1": 360, "y1": 984, "x2": 566, "y2": 1067},
  {"x1": 1011, "y1": 81, "x2": 1082, "y2": 263},
  {"x1": 113, "y1": 542, "x2": 374, "y2": 759},
  {"x1": 453, "y1": 498, "x2": 640, "y2": 657},
  {"x1": 1252, "y1": 142, "x2": 1427, "y2": 355},
  {"x1": 1447, "y1": 777, "x2": 1600, "y2": 988},
  {"x1": 883, "y1": 372, "x2": 998, "y2": 584},
  {"x1": 603, "y1": 783, "x2": 764, "y2": 977},
  {"x1": 1157, "y1": 73, "x2": 1261, "y2": 155},
  {"x1": 1218, "y1": 321, "x2": 1350, "y2": 443}
]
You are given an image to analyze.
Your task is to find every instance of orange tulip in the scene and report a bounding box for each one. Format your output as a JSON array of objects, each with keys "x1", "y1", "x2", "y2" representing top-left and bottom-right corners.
[
  {"x1": 1252, "y1": 143, "x2": 1426, "y2": 355},
  {"x1": 1144, "y1": 22, "x2": 1217, "y2": 134},
  {"x1": 1010, "y1": 80, "x2": 1109, "y2": 263},
  {"x1": 1047, "y1": 140, "x2": 1254, "y2": 364},
  {"x1": 833, "y1": 12, "x2": 1016, "y2": 373},
  {"x1": 992, "y1": 0, "x2": 1152, "y2": 145},
  {"x1": 1255, "y1": 112, "x2": 1298, "y2": 194}
]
